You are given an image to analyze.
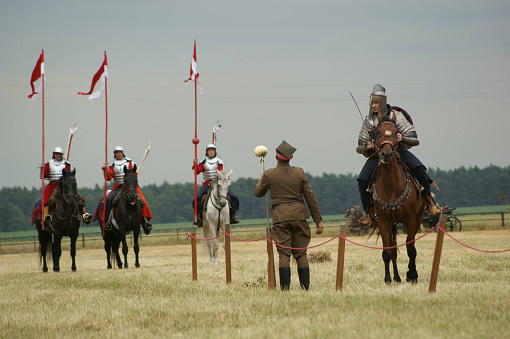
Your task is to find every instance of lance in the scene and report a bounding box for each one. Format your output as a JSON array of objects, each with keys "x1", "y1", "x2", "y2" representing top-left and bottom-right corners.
[
  {"x1": 66, "y1": 123, "x2": 78, "y2": 161},
  {"x1": 136, "y1": 141, "x2": 152, "y2": 173},
  {"x1": 103, "y1": 51, "x2": 109, "y2": 225},
  {"x1": 41, "y1": 50, "x2": 46, "y2": 230},
  {"x1": 212, "y1": 120, "x2": 221, "y2": 145}
]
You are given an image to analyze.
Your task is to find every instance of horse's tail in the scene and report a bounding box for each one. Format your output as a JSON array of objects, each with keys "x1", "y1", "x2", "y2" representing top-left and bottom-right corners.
[
  {"x1": 38, "y1": 240, "x2": 52, "y2": 265},
  {"x1": 391, "y1": 221, "x2": 400, "y2": 253}
]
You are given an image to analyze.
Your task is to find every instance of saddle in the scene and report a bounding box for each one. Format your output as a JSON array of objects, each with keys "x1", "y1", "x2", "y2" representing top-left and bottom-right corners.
[{"x1": 368, "y1": 154, "x2": 422, "y2": 206}]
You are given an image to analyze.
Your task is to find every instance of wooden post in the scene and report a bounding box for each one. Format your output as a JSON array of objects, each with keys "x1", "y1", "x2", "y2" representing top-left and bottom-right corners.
[
  {"x1": 267, "y1": 227, "x2": 276, "y2": 290},
  {"x1": 336, "y1": 225, "x2": 347, "y2": 291},
  {"x1": 429, "y1": 213, "x2": 447, "y2": 293},
  {"x1": 501, "y1": 212, "x2": 505, "y2": 227},
  {"x1": 225, "y1": 224, "x2": 231, "y2": 284},
  {"x1": 191, "y1": 228, "x2": 197, "y2": 281}
]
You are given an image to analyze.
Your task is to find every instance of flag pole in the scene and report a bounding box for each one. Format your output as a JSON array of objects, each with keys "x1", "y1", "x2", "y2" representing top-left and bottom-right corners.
[
  {"x1": 192, "y1": 39, "x2": 199, "y2": 225},
  {"x1": 41, "y1": 49, "x2": 46, "y2": 230},
  {"x1": 102, "y1": 51, "x2": 108, "y2": 223}
]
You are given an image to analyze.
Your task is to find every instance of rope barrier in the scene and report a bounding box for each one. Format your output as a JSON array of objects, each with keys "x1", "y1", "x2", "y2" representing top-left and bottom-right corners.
[
  {"x1": 186, "y1": 224, "x2": 510, "y2": 253},
  {"x1": 437, "y1": 225, "x2": 510, "y2": 253}
]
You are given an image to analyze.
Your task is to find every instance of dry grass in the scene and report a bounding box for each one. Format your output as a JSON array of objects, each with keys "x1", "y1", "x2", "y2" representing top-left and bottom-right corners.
[{"x1": 1, "y1": 230, "x2": 510, "y2": 339}]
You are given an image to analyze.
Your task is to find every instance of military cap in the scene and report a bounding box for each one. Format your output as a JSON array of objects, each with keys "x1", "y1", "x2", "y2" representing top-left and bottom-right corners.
[{"x1": 275, "y1": 140, "x2": 297, "y2": 160}]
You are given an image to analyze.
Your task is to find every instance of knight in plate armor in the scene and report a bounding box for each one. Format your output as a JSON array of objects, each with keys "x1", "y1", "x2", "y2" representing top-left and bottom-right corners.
[
  {"x1": 356, "y1": 84, "x2": 440, "y2": 226},
  {"x1": 37, "y1": 146, "x2": 91, "y2": 229},
  {"x1": 191, "y1": 144, "x2": 240, "y2": 226},
  {"x1": 101, "y1": 146, "x2": 153, "y2": 234}
]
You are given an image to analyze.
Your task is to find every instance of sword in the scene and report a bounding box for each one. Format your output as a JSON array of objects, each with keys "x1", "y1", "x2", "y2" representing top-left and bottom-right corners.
[
  {"x1": 136, "y1": 140, "x2": 151, "y2": 173},
  {"x1": 349, "y1": 92, "x2": 364, "y2": 122}
]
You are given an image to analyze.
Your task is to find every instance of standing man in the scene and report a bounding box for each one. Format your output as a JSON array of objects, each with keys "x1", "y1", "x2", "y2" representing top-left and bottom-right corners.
[
  {"x1": 356, "y1": 84, "x2": 440, "y2": 227},
  {"x1": 255, "y1": 141, "x2": 324, "y2": 291}
]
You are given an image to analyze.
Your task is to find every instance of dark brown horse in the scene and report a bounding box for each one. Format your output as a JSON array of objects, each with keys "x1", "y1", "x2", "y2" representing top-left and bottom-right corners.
[
  {"x1": 372, "y1": 118, "x2": 425, "y2": 284},
  {"x1": 36, "y1": 168, "x2": 81, "y2": 272},
  {"x1": 105, "y1": 165, "x2": 143, "y2": 268}
]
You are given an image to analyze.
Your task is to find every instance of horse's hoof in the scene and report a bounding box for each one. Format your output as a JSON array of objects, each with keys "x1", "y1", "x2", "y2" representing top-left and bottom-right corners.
[
  {"x1": 53, "y1": 269, "x2": 60, "y2": 273},
  {"x1": 135, "y1": 263, "x2": 140, "y2": 268},
  {"x1": 124, "y1": 264, "x2": 128, "y2": 269},
  {"x1": 43, "y1": 267, "x2": 48, "y2": 273},
  {"x1": 107, "y1": 265, "x2": 112, "y2": 269},
  {"x1": 72, "y1": 268, "x2": 77, "y2": 272},
  {"x1": 394, "y1": 277, "x2": 402, "y2": 284}
]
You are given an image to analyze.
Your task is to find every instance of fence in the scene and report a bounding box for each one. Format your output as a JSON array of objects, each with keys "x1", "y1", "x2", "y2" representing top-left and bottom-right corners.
[{"x1": 1, "y1": 212, "x2": 508, "y2": 253}]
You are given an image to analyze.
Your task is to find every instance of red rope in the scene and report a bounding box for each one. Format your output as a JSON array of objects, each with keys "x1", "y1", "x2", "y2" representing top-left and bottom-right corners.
[
  {"x1": 187, "y1": 232, "x2": 225, "y2": 242},
  {"x1": 437, "y1": 225, "x2": 510, "y2": 253},
  {"x1": 224, "y1": 233, "x2": 267, "y2": 242},
  {"x1": 264, "y1": 234, "x2": 341, "y2": 250}
]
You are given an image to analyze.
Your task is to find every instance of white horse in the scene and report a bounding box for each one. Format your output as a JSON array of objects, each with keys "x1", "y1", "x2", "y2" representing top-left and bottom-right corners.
[{"x1": 202, "y1": 169, "x2": 232, "y2": 264}]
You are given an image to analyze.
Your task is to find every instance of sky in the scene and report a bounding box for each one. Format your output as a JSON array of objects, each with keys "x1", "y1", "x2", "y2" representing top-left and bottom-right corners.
[{"x1": 1, "y1": 0, "x2": 509, "y2": 190}]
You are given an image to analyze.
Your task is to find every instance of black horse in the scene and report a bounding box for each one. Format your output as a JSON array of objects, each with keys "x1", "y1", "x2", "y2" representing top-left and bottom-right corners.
[
  {"x1": 105, "y1": 165, "x2": 143, "y2": 268},
  {"x1": 36, "y1": 169, "x2": 81, "y2": 272}
]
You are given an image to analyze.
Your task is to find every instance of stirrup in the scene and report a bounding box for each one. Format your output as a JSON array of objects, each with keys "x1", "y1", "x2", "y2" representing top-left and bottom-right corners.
[
  {"x1": 104, "y1": 222, "x2": 112, "y2": 231},
  {"x1": 193, "y1": 218, "x2": 202, "y2": 227}
]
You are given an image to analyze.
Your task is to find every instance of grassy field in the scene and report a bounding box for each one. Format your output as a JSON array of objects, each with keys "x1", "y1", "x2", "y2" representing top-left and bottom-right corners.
[{"x1": 1, "y1": 229, "x2": 509, "y2": 339}]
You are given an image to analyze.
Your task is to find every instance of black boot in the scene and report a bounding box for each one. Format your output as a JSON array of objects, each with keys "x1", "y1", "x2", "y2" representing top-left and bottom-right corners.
[
  {"x1": 279, "y1": 267, "x2": 291, "y2": 290},
  {"x1": 297, "y1": 267, "x2": 310, "y2": 290},
  {"x1": 142, "y1": 217, "x2": 152, "y2": 235},
  {"x1": 230, "y1": 211, "x2": 239, "y2": 224}
]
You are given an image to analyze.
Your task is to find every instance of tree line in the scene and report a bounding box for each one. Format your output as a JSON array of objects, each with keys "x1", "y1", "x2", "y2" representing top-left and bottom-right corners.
[{"x1": 1, "y1": 164, "x2": 509, "y2": 232}]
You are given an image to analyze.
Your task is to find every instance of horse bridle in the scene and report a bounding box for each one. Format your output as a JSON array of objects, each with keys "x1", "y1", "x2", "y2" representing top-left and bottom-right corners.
[{"x1": 376, "y1": 120, "x2": 398, "y2": 156}]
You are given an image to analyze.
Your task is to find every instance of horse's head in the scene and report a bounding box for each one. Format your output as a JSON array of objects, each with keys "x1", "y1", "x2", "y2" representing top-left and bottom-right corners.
[
  {"x1": 213, "y1": 169, "x2": 232, "y2": 208},
  {"x1": 123, "y1": 164, "x2": 139, "y2": 205},
  {"x1": 60, "y1": 168, "x2": 78, "y2": 208},
  {"x1": 375, "y1": 118, "x2": 398, "y2": 164}
]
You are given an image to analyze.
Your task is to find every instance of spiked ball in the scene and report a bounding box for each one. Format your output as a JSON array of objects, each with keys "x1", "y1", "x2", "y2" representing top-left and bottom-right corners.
[{"x1": 254, "y1": 145, "x2": 268, "y2": 157}]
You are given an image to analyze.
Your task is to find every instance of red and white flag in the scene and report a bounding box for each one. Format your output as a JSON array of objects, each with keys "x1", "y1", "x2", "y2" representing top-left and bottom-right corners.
[
  {"x1": 78, "y1": 53, "x2": 108, "y2": 102},
  {"x1": 184, "y1": 43, "x2": 203, "y2": 94},
  {"x1": 28, "y1": 52, "x2": 45, "y2": 100}
]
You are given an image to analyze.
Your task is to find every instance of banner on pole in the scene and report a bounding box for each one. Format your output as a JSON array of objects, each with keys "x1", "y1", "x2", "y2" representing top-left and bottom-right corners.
[
  {"x1": 78, "y1": 54, "x2": 108, "y2": 102},
  {"x1": 184, "y1": 43, "x2": 203, "y2": 94},
  {"x1": 28, "y1": 52, "x2": 45, "y2": 100}
]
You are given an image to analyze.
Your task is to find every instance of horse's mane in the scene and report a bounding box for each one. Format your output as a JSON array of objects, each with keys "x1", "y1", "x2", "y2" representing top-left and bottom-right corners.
[{"x1": 58, "y1": 169, "x2": 75, "y2": 192}]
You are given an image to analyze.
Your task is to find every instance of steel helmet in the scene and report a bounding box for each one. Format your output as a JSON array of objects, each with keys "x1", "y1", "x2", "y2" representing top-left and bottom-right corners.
[
  {"x1": 206, "y1": 144, "x2": 216, "y2": 150},
  {"x1": 113, "y1": 146, "x2": 125, "y2": 153},
  {"x1": 53, "y1": 146, "x2": 64, "y2": 154}
]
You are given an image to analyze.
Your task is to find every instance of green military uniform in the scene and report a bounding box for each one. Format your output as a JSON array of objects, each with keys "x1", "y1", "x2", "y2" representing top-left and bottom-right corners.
[{"x1": 255, "y1": 141, "x2": 322, "y2": 290}]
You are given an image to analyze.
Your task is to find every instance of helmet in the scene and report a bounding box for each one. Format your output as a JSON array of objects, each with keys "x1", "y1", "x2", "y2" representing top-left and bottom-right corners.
[
  {"x1": 113, "y1": 146, "x2": 124, "y2": 153},
  {"x1": 371, "y1": 84, "x2": 386, "y2": 98},
  {"x1": 53, "y1": 146, "x2": 64, "y2": 154},
  {"x1": 206, "y1": 144, "x2": 216, "y2": 150}
]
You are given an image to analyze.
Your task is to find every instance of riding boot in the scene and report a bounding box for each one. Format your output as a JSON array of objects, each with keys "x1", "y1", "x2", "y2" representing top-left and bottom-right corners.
[
  {"x1": 142, "y1": 217, "x2": 152, "y2": 235},
  {"x1": 43, "y1": 206, "x2": 54, "y2": 231},
  {"x1": 424, "y1": 194, "x2": 440, "y2": 216},
  {"x1": 359, "y1": 206, "x2": 375, "y2": 227},
  {"x1": 230, "y1": 210, "x2": 239, "y2": 224},
  {"x1": 279, "y1": 267, "x2": 291, "y2": 291},
  {"x1": 193, "y1": 206, "x2": 203, "y2": 227},
  {"x1": 104, "y1": 210, "x2": 113, "y2": 231},
  {"x1": 80, "y1": 206, "x2": 92, "y2": 225},
  {"x1": 297, "y1": 267, "x2": 310, "y2": 290}
]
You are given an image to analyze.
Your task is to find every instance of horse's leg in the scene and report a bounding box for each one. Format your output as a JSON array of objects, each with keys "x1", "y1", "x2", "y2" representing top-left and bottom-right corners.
[
  {"x1": 391, "y1": 222, "x2": 401, "y2": 283},
  {"x1": 70, "y1": 233, "x2": 77, "y2": 272},
  {"x1": 122, "y1": 236, "x2": 129, "y2": 269},
  {"x1": 213, "y1": 236, "x2": 219, "y2": 264},
  {"x1": 378, "y1": 219, "x2": 393, "y2": 284},
  {"x1": 52, "y1": 234, "x2": 62, "y2": 272},
  {"x1": 406, "y1": 219, "x2": 419, "y2": 283},
  {"x1": 37, "y1": 227, "x2": 49, "y2": 273},
  {"x1": 104, "y1": 233, "x2": 112, "y2": 269},
  {"x1": 134, "y1": 228, "x2": 140, "y2": 268},
  {"x1": 112, "y1": 235, "x2": 123, "y2": 269}
]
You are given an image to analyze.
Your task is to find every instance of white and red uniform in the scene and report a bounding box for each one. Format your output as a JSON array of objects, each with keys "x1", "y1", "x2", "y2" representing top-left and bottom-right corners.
[
  {"x1": 102, "y1": 157, "x2": 152, "y2": 220},
  {"x1": 192, "y1": 156, "x2": 224, "y2": 187},
  {"x1": 37, "y1": 159, "x2": 72, "y2": 212}
]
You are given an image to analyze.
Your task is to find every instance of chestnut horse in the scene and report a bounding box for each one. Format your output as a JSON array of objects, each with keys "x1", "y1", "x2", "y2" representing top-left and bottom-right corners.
[
  {"x1": 106, "y1": 165, "x2": 143, "y2": 268},
  {"x1": 372, "y1": 118, "x2": 425, "y2": 284},
  {"x1": 36, "y1": 169, "x2": 81, "y2": 272}
]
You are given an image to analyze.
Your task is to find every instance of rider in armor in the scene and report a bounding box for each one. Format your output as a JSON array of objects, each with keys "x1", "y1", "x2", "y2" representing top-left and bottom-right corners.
[
  {"x1": 192, "y1": 144, "x2": 240, "y2": 227},
  {"x1": 101, "y1": 146, "x2": 153, "y2": 235},
  {"x1": 39, "y1": 146, "x2": 92, "y2": 229},
  {"x1": 356, "y1": 84, "x2": 440, "y2": 227}
]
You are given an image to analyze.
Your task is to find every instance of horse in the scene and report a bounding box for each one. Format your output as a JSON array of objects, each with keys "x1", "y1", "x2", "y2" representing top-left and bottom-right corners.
[
  {"x1": 105, "y1": 165, "x2": 143, "y2": 269},
  {"x1": 202, "y1": 169, "x2": 233, "y2": 264},
  {"x1": 36, "y1": 168, "x2": 81, "y2": 272},
  {"x1": 371, "y1": 117, "x2": 425, "y2": 284}
]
